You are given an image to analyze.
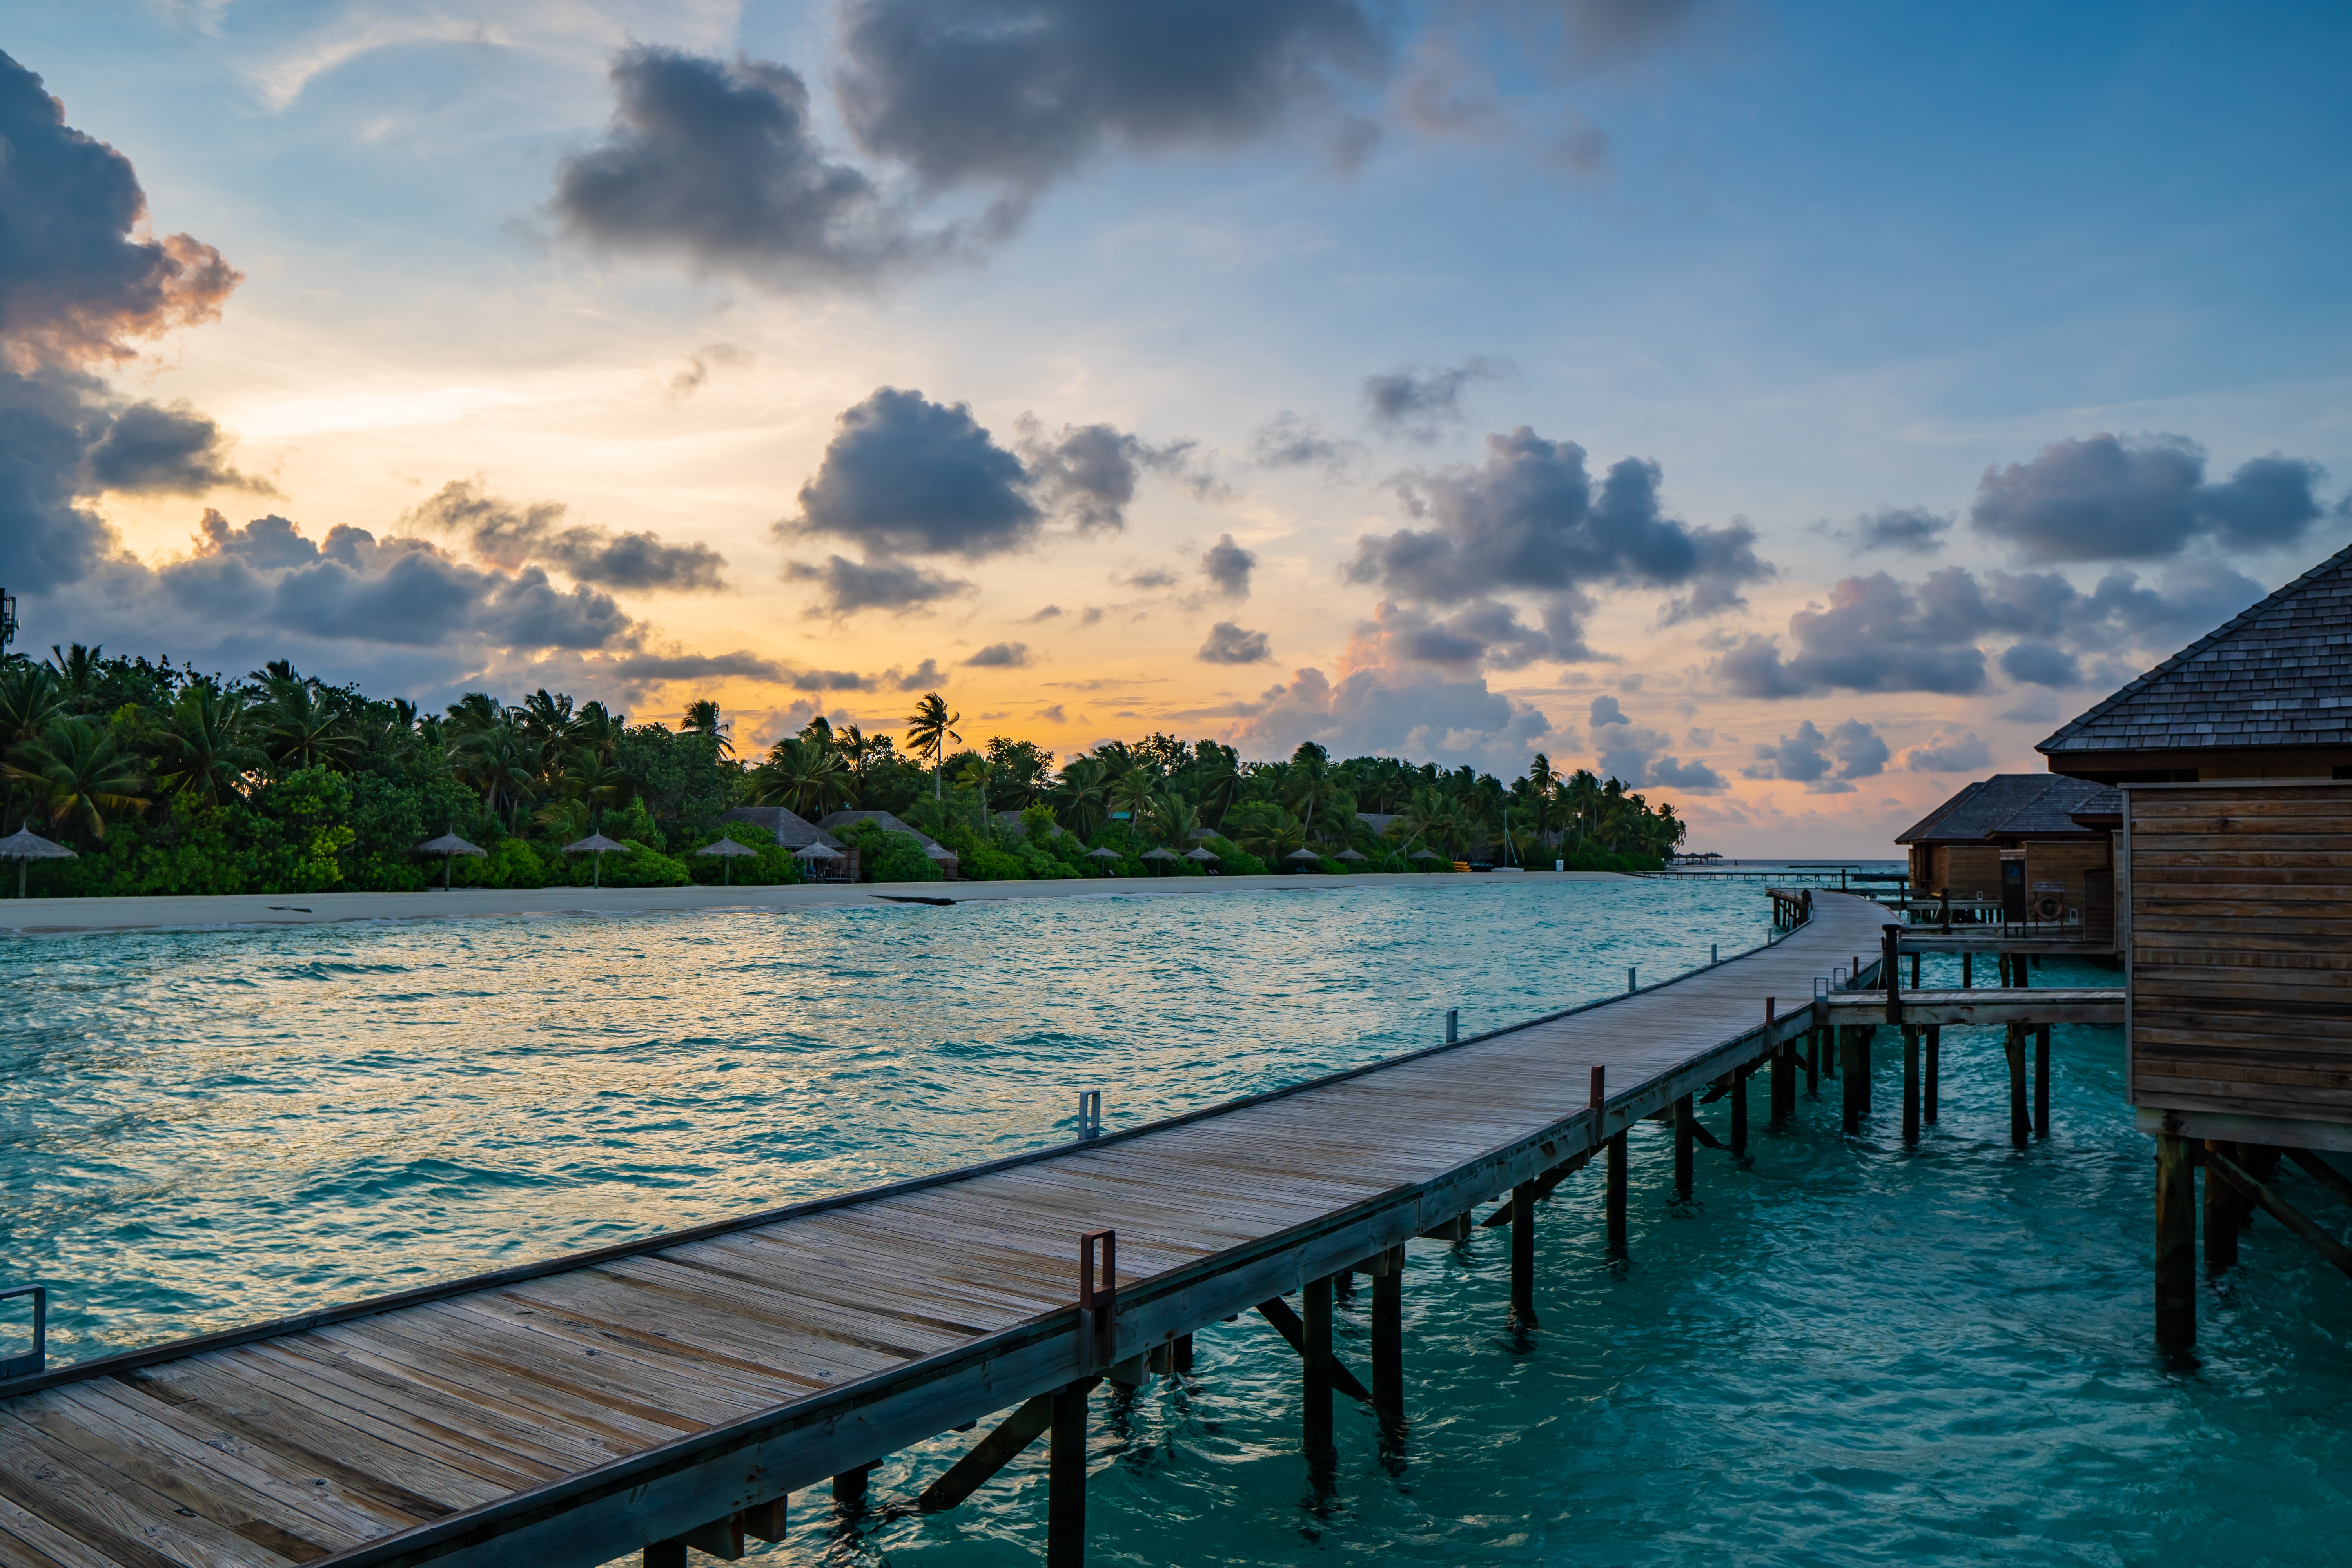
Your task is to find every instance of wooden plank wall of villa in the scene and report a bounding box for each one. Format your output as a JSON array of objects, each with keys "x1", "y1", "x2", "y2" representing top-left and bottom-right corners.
[
  {"x1": 2127, "y1": 780, "x2": 2352, "y2": 1136},
  {"x1": 0, "y1": 895, "x2": 1908, "y2": 1568}
]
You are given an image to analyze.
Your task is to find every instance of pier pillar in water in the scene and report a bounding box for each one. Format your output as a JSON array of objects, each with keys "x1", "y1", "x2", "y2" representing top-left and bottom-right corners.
[
  {"x1": 1370, "y1": 1245, "x2": 1405, "y2": 1430},
  {"x1": 833, "y1": 1464, "x2": 874, "y2": 1510},
  {"x1": 2034, "y1": 1026, "x2": 2051, "y2": 1138},
  {"x1": 1805, "y1": 1028, "x2": 1820, "y2": 1097},
  {"x1": 1604, "y1": 1132, "x2": 1628, "y2": 1254},
  {"x1": 1672, "y1": 1095, "x2": 1694, "y2": 1201},
  {"x1": 1729, "y1": 1067, "x2": 1749, "y2": 1157},
  {"x1": 2004, "y1": 1024, "x2": 2029, "y2": 1149},
  {"x1": 2154, "y1": 1129, "x2": 2197, "y2": 1354},
  {"x1": 1840, "y1": 1029, "x2": 1864, "y2": 1135},
  {"x1": 1301, "y1": 1275, "x2": 1336, "y2": 1468},
  {"x1": 2203, "y1": 1141, "x2": 2240, "y2": 1274},
  {"x1": 1924, "y1": 1027, "x2": 1940, "y2": 1124},
  {"x1": 1048, "y1": 1381, "x2": 1089, "y2": 1566},
  {"x1": 1901, "y1": 1026, "x2": 1920, "y2": 1146},
  {"x1": 1770, "y1": 1040, "x2": 1793, "y2": 1127},
  {"x1": 1962, "y1": 950, "x2": 1972, "y2": 989},
  {"x1": 1510, "y1": 1181, "x2": 1538, "y2": 1327}
]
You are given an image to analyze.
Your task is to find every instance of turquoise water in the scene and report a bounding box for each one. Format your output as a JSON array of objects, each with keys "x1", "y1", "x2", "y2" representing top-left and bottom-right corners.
[{"x1": 4, "y1": 880, "x2": 2348, "y2": 1565}]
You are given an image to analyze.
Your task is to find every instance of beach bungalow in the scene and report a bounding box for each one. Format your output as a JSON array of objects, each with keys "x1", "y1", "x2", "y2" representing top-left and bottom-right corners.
[
  {"x1": 720, "y1": 805, "x2": 857, "y2": 880},
  {"x1": 1895, "y1": 773, "x2": 2114, "y2": 927},
  {"x1": 815, "y1": 810, "x2": 960, "y2": 880}
]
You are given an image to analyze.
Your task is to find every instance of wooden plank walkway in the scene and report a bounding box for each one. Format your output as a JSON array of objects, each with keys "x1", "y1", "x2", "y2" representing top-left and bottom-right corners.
[{"x1": 0, "y1": 893, "x2": 1896, "y2": 1568}]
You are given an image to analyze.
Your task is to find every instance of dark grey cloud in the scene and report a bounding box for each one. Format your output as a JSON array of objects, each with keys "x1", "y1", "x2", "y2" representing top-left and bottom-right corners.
[
  {"x1": 1588, "y1": 694, "x2": 1725, "y2": 792},
  {"x1": 0, "y1": 51, "x2": 239, "y2": 367},
  {"x1": 964, "y1": 641, "x2": 1031, "y2": 667},
  {"x1": 554, "y1": 46, "x2": 946, "y2": 286},
  {"x1": 1715, "y1": 573, "x2": 1989, "y2": 698},
  {"x1": 407, "y1": 479, "x2": 728, "y2": 592},
  {"x1": 1198, "y1": 621, "x2": 1272, "y2": 664},
  {"x1": 1829, "y1": 505, "x2": 1951, "y2": 554},
  {"x1": 783, "y1": 553, "x2": 971, "y2": 614},
  {"x1": 1222, "y1": 662, "x2": 1549, "y2": 771},
  {"x1": 1902, "y1": 730, "x2": 1993, "y2": 773},
  {"x1": 1250, "y1": 411, "x2": 1357, "y2": 472},
  {"x1": 1971, "y1": 433, "x2": 2328, "y2": 562},
  {"x1": 612, "y1": 650, "x2": 791, "y2": 683},
  {"x1": 1361, "y1": 356, "x2": 1508, "y2": 441},
  {"x1": 1202, "y1": 533, "x2": 1257, "y2": 597},
  {"x1": 1023, "y1": 604, "x2": 1064, "y2": 622},
  {"x1": 82, "y1": 400, "x2": 267, "y2": 496},
  {"x1": 1999, "y1": 641, "x2": 2080, "y2": 688},
  {"x1": 1120, "y1": 566, "x2": 1182, "y2": 590},
  {"x1": 891, "y1": 657, "x2": 944, "y2": 691},
  {"x1": 1740, "y1": 718, "x2": 1885, "y2": 794},
  {"x1": 833, "y1": 0, "x2": 1385, "y2": 197},
  {"x1": 1347, "y1": 428, "x2": 1770, "y2": 667},
  {"x1": 1017, "y1": 417, "x2": 1203, "y2": 532}
]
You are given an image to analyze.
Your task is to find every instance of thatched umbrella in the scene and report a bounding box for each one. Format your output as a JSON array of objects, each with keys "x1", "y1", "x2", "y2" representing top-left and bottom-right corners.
[
  {"x1": 1184, "y1": 846, "x2": 1219, "y2": 863},
  {"x1": 1336, "y1": 848, "x2": 1368, "y2": 864},
  {"x1": 563, "y1": 831, "x2": 630, "y2": 888},
  {"x1": 415, "y1": 830, "x2": 486, "y2": 891},
  {"x1": 695, "y1": 836, "x2": 758, "y2": 885},
  {"x1": 1139, "y1": 846, "x2": 1180, "y2": 876},
  {"x1": 1410, "y1": 847, "x2": 1446, "y2": 866},
  {"x1": 793, "y1": 842, "x2": 845, "y2": 881},
  {"x1": 0, "y1": 826, "x2": 76, "y2": 899},
  {"x1": 1085, "y1": 846, "x2": 1121, "y2": 875},
  {"x1": 1284, "y1": 846, "x2": 1323, "y2": 872}
]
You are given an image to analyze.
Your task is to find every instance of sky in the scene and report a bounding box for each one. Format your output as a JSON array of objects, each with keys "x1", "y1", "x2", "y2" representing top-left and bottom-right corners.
[{"x1": 4, "y1": 0, "x2": 2350, "y2": 854}]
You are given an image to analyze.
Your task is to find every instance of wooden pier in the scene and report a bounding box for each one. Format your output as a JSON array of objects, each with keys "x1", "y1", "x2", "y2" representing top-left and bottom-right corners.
[{"x1": 0, "y1": 893, "x2": 2110, "y2": 1568}]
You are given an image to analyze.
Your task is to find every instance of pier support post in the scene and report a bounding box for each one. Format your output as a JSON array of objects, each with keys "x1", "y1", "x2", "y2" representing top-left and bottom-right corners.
[
  {"x1": 1962, "y1": 951, "x2": 1972, "y2": 989},
  {"x1": 1172, "y1": 1334, "x2": 1194, "y2": 1375},
  {"x1": 1370, "y1": 1245, "x2": 1404, "y2": 1430},
  {"x1": 2004, "y1": 1024, "x2": 2029, "y2": 1150},
  {"x1": 2204, "y1": 1141, "x2": 2240, "y2": 1275},
  {"x1": 833, "y1": 1465, "x2": 875, "y2": 1510},
  {"x1": 1605, "y1": 1132, "x2": 1628, "y2": 1254},
  {"x1": 1730, "y1": 1067, "x2": 1749, "y2": 1158},
  {"x1": 1805, "y1": 1028, "x2": 1820, "y2": 1096},
  {"x1": 1901, "y1": 1026, "x2": 1920, "y2": 1146},
  {"x1": 2034, "y1": 1026, "x2": 2051, "y2": 1138},
  {"x1": 1924, "y1": 1027, "x2": 1940, "y2": 1125},
  {"x1": 1840, "y1": 1028, "x2": 1864, "y2": 1135},
  {"x1": 1672, "y1": 1095, "x2": 1694, "y2": 1202},
  {"x1": 1770, "y1": 1041, "x2": 1793, "y2": 1127},
  {"x1": 1510, "y1": 1181, "x2": 1538, "y2": 1327},
  {"x1": 1048, "y1": 1380, "x2": 1089, "y2": 1566},
  {"x1": 1302, "y1": 1274, "x2": 1336, "y2": 1468},
  {"x1": 2155, "y1": 1130, "x2": 2197, "y2": 1355}
]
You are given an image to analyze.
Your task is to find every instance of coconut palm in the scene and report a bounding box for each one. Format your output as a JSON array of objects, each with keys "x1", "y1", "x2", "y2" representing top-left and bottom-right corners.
[
  {"x1": 443, "y1": 692, "x2": 506, "y2": 739},
  {"x1": 1223, "y1": 799, "x2": 1305, "y2": 863},
  {"x1": 517, "y1": 689, "x2": 580, "y2": 755},
  {"x1": 1192, "y1": 741, "x2": 1241, "y2": 827},
  {"x1": 44, "y1": 643, "x2": 105, "y2": 713},
  {"x1": 1109, "y1": 764, "x2": 1159, "y2": 837},
  {"x1": 754, "y1": 737, "x2": 852, "y2": 818},
  {"x1": 258, "y1": 678, "x2": 361, "y2": 774},
  {"x1": 1052, "y1": 755, "x2": 1111, "y2": 837},
  {"x1": 449, "y1": 720, "x2": 541, "y2": 827},
  {"x1": 905, "y1": 692, "x2": 961, "y2": 802},
  {"x1": 954, "y1": 753, "x2": 993, "y2": 825},
  {"x1": 8, "y1": 717, "x2": 149, "y2": 839},
  {"x1": 573, "y1": 701, "x2": 623, "y2": 765},
  {"x1": 157, "y1": 686, "x2": 265, "y2": 806},
  {"x1": 681, "y1": 699, "x2": 733, "y2": 757}
]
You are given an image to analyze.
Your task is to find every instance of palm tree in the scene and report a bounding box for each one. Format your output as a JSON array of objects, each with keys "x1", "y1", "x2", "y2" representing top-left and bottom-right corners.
[
  {"x1": 0, "y1": 663, "x2": 67, "y2": 832},
  {"x1": 905, "y1": 692, "x2": 961, "y2": 802},
  {"x1": 7, "y1": 717, "x2": 149, "y2": 839},
  {"x1": 1223, "y1": 799, "x2": 1305, "y2": 863},
  {"x1": 1152, "y1": 789, "x2": 1201, "y2": 847},
  {"x1": 1109, "y1": 764, "x2": 1158, "y2": 838},
  {"x1": 1281, "y1": 741, "x2": 1345, "y2": 843},
  {"x1": 681, "y1": 699, "x2": 733, "y2": 757},
  {"x1": 1051, "y1": 755, "x2": 1111, "y2": 837},
  {"x1": 753, "y1": 737, "x2": 853, "y2": 819},
  {"x1": 449, "y1": 721, "x2": 541, "y2": 828},
  {"x1": 573, "y1": 701, "x2": 623, "y2": 765},
  {"x1": 258, "y1": 678, "x2": 361, "y2": 774},
  {"x1": 955, "y1": 753, "x2": 993, "y2": 826},
  {"x1": 45, "y1": 643, "x2": 105, "y2": 713},
  {"x1": 157, "y1": 686, "x2": 265, "y2": 806},
  {"x1": 561, "y1": 751, "x2": 637, "y2": 832},
  {"x1": 518, "y1": 688, "x2": 579, "y2": 751},
  {"x1": 443, "y1": 692, "x2": 506, "y2": 739},
  {"x1": 1191, "y1": 742, "x2": 1241, "y2": 827}
]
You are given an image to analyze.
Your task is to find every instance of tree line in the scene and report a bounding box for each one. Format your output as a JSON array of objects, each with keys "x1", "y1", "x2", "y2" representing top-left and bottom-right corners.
[{"x1": 0, "y1": 644, "x2": 1686, "y2": 898}]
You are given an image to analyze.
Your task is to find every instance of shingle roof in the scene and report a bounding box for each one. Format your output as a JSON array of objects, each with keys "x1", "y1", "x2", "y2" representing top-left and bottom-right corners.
[
  {"x1": 815, "y1": 809, "x2": 940, "y2": 848},
  {"x1": 2039, "y1": 541, "x2": 2352, "y2": 755},
  {"x1": 720, "y1": 806, "x2": 838, "y2": 849},
  {"x1": 1895, "y1": 773, "x2": 2103, "y2": 844}
]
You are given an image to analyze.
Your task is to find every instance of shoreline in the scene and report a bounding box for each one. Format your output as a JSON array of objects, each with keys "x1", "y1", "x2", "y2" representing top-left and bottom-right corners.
[{"x1": 0, "y1": 868, "x2": 1624, "y2": 936}]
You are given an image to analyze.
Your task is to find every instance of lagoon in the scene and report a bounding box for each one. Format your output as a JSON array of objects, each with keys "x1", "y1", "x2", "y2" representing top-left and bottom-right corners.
[{"x1": 3, "y1": 878, "x2": 2346, "y2": 1565}]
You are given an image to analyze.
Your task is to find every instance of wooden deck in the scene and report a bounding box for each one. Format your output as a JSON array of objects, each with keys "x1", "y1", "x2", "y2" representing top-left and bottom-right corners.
[
  {"x1": 0, "y1": 895, "x2": 1896, "y2": 1568},
  {"x1": 1824, "y1": 988, "x2": 2125, "y2": 1026}
]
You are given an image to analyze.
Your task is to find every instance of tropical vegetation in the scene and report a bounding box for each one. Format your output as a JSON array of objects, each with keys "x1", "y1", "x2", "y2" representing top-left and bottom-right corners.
[{"x1": 0, "y1": 643, "x2": 1687, "y2": 899}]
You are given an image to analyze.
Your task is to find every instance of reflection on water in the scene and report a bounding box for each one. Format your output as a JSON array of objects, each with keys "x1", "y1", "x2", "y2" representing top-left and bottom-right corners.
[{"x1": 4, "y1": 880, "x2": 2346, "y2": 1566}]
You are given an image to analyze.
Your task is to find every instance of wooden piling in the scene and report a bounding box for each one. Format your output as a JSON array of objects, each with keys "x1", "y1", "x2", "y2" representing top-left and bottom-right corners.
[
  {"x1": 1510, "y1": 1181, "x2": 1538, "y2": 1327},
  {"x1": 2033, "y1": 1025, "x2": 2051, "y2": 1138},
  {"x1": 1910, "y1": 950, "x2": 1922, "y2": 990},
  {"x1": 1672, "y1": 1095, "x2": 1694, "y2": 1201},
  {"x1": 1730, "y1": 1066, "x2": 1749, "y2": 1158},
  {"x1": 2203, "y1": 1140, "x2": 2239, "y2": 1275},
  {"x1": 1822, "y1": 1024, "x2": 1837, "y2": 1081},
  {"x1": 1770, "y1": 1039, "x2": 1793, "y2": 1127},
  {"x1": 1172, "y1": 1334, "x2": 1194, "y2": 1375},
  {"x1": 1924, "y1": 1026, "x2": 1940, "y2": 1125},
  {"x1": 1840, "y1": 1027, "x2": 1864, "y2": 1135},
  {"x1": 1962, "y1": 949, "x2": 1972, "y2": 989},
  {"x1": 2004, "y1": 1024, "x2": 2028, "y2": 1150},
  {"x1": 1901, "y1": 1025, "x2": 1920, "y2": 1146},
  {"x1": 1370, "y1": 1245, "x2": 1404, "y2": 1428},
  {"x1": 1048, "y1": 1381, "x2": 1089, "y2": 1566},
  {"x1": 1605, "y1": 1131, "x2": 1628, "y2": 1254},
  {"x1": 1302, "y1": 1276, "x2": 1336, "y2": 1466},
  {"x1": 834, "y1": 1465, "x2": 873, "y2": 1509},
  {"x1": 1805, "y1": 1028, "x2": 1820, "y2": 1096},
  {"x1": 2154, "y1": 1131, "x2": 2196, "y2": 1355}
]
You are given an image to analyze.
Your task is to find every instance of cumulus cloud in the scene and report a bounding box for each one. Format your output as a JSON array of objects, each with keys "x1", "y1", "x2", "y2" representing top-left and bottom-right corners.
[
  {"x1": 1999, "y1": 641, "x2": 2080, "y2": 688},
  {"x1": 1119, "y1": 566, "x2": 1181, "y2": 590},
  {"x1": 777, "y1": 387, "x2": 1200, "y2": 614},
  {"x1": 1901, "y1": 729, "x2": 1994, "y2": 773},
  {"x1": 1347, "y1": 428, "x2": 1771, "y2": 667},
  {"x1": 82, "y1": 400, "x2": 269, "y2": 497},
  {"x1": 1198, "y1": 621, "x2": 1272, "y2": 664},
  {"x1": 1202, "y1": 533, "x2": 1257, "y2": 597},
  {"x1": 406, "y1": 479, "x2": 727, "y2": 592},
  {"x1": 1827, "y1": 505, "x2": 1951, "y2": 554},
  {"x1": 964, "y1": 641, "x2": 1031, "y2": 667},
  {"x1": 1971, "y1": 432, "x2": 2328, "y2": 562},
  {"x1": 554, "y1": 46, "x2": 950, "y2": 286},
  {"x1": 1741, "y1": 718, "x2": 1887, "y2": 794},
  {"x1": 1587, "y1": 693, "x2": 1725, "y2": 792},
  {"x1": 833, "y1": 0, "x2": 1385, "y2": 200},
  {"x1": 890, "y1": 657, "x2": 944, "y2": 691},
  {"x1": 1250, "y1": 411, "x2": 1357, "y2": 472},
  {"x1": 1218, "y1": 662, "x2": 1549, "y2": 769},
  {"x1": 1361, "y1": 356, "x2": 1508, "y2": 441}
]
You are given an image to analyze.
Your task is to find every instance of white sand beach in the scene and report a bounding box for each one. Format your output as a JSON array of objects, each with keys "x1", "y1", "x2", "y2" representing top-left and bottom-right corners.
[{"x1": 0, "y1": 869, "x2": 1621, "y2": 935}]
